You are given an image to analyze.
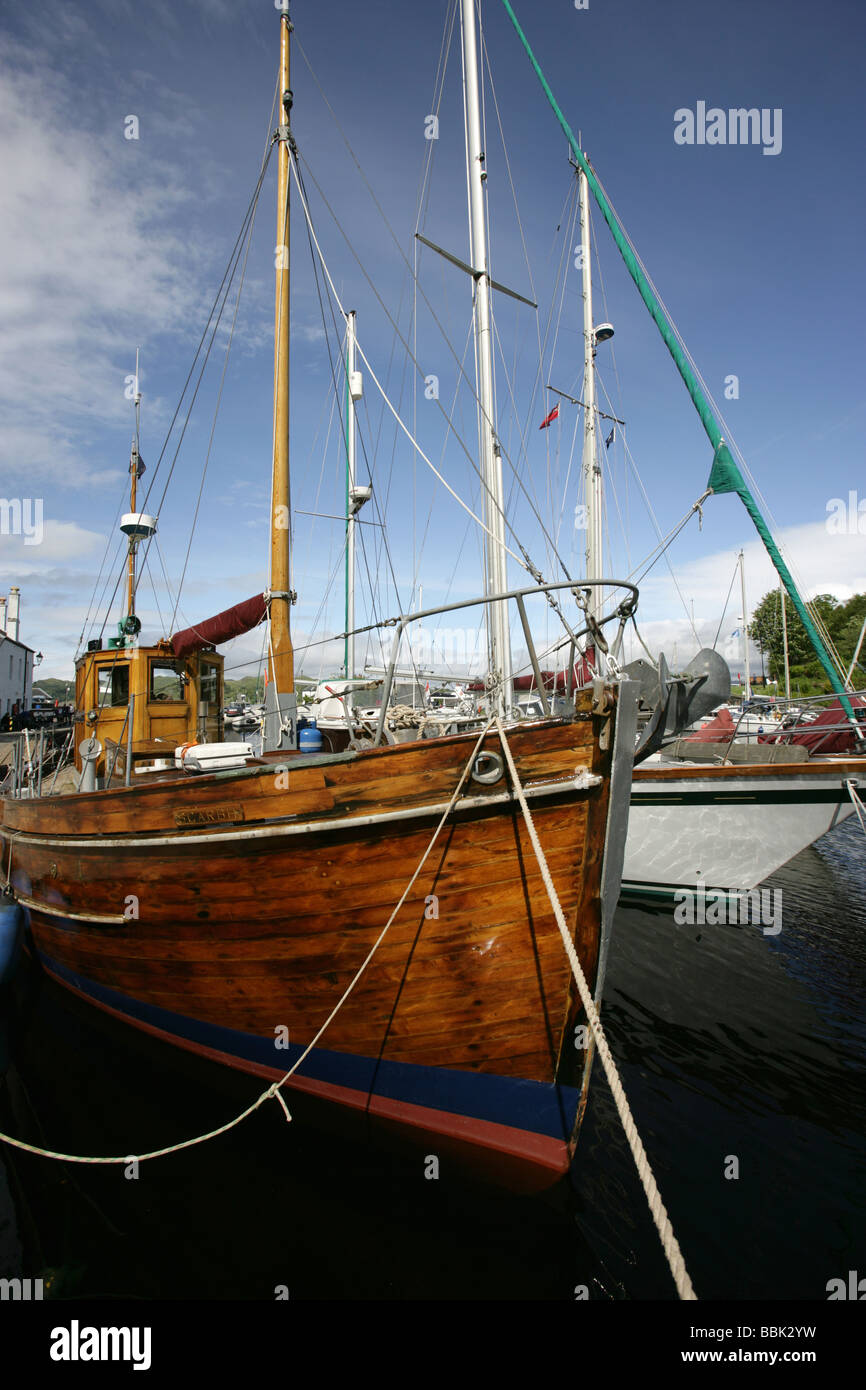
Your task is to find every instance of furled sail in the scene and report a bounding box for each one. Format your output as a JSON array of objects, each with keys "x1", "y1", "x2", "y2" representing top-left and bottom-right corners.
[{"x1": 171, "y1": 593, "x2": 267, "y2": 658}]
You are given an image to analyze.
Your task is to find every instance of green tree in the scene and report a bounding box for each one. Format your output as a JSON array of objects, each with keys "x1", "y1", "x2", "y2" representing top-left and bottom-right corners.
[{"x1": 749, "y1": 590, "x2": 865, "y2": 693}]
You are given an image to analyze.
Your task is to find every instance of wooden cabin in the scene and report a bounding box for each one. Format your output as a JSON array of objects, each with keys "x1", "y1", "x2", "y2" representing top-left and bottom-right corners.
[{"x1": 73, "y1": 641, "x2": 224, "y2": 779}]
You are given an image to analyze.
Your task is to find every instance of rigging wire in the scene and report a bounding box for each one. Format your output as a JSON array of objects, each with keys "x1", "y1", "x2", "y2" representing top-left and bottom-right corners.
[
  {"x1": 712, "y1": 558, "x2": 742, "y2": 652},
  {"x1": 75, "y1": 490, "x2": 132, "y2": 658},
  {"x1": 168, "y1": 145, "x2": 268, "y2": 634},
  {"x1": 479, "y1": 19, "x2": 568, "y2": 585},
  {"x1": 291, "y1": 41, "x2": 576, "y2": 593},
  {"x1": 80, "y1": 79, "x2": 281, "y2": 659},
  {"x1": 591, "y1": 161, "x2": 845, "y2": 676},
  {"x1": 288, "y1": 151, "x2": 533, "y2": 578},
  {"x1": 292, "y1": 162, "x2": 411, "y2": 670},
  {"x1": 137, "y1": 152, "x2": 276, "y2": 589}
]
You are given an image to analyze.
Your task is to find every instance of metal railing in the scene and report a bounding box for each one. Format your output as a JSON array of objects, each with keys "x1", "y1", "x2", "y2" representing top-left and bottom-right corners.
[
  {"x1": 673, "y1": 688, "x2": 866, "y2": 763},
  {"x1": 0, "y1": 723, "x2": 76, "y2": 798},
  {"x1": 373, "y1": 579, "x2": 639, "y2": 745}
]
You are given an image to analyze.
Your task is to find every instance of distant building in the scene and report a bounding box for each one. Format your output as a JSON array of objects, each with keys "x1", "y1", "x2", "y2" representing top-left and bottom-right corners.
[{"x1": 0, "y1": 587, "x2": 35, "y2": 719}]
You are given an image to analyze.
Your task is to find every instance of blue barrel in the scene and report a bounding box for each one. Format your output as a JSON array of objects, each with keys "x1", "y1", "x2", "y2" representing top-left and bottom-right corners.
[
  {"x1": 298, "y1": 719, "x2": 324, "y2": 754},
  {"x1": 0, "y1": 899, "x2": 25, "y2": 986}
]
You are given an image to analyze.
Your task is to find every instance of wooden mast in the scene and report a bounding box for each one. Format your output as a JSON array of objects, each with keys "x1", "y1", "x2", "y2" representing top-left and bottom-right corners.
[{"x1": 264, "y1": 8, "x2": 297, "y2": 751}]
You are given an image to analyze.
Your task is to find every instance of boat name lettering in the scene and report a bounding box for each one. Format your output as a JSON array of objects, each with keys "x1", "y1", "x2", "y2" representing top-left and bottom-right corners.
[{"x1": 174, "y1": 804, "x2": 245, "y2": 827}]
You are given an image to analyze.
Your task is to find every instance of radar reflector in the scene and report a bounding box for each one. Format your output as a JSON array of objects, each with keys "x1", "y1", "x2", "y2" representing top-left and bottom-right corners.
[{"x1": 120, "y1": 513, "x2": 157, "y2": 539}]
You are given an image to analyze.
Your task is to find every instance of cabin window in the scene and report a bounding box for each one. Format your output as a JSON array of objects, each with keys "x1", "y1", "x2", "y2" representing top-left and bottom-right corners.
[
  {"x1": 200, "y1": 662, "x2": 219, "y2": 707},
  {"x1": 97, "y1": 664, "x2": 129, "y2": 707},
  {"x1": 150, "y1": 660, "x2": 187, "y2": 703}
]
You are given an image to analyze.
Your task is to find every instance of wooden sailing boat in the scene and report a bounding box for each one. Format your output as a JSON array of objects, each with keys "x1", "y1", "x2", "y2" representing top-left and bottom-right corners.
[{"x1": 0, "y1": 4, "x2": 642, "y2": 1190}]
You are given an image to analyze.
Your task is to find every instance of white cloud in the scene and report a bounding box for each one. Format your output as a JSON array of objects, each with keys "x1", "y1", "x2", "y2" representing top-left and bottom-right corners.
[
  {"x1": 0, "y1": 519, "x2": 107, "y2": 574},
  {"x1": 617, "y1": 520, "x2": 866, "y2": 670},
  {"x1": 0, "y1": 43, "x2": 205, "y2": 491},
  {"x1": 637, "y1": 520, "x2": 866, "y2": 622}
]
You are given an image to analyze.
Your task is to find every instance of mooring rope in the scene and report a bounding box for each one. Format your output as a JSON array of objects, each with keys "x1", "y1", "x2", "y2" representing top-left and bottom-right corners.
[
  {"x1": 0, "y1": 721, "x2": 494, "y2": 1167},
  {"x1": 494, "y1": 716, "x2": 697, "y2": 1301},
  {"x1": 846, "y1": 778, "x2": 866, "y2": 836}
]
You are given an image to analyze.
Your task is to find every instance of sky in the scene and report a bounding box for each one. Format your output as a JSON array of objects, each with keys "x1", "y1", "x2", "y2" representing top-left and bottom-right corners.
[{"x1": 0, "y1": 0, "x2": 864, "y2": 688}]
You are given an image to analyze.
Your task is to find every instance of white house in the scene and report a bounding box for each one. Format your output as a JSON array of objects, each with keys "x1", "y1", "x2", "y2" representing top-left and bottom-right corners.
[{"x1": 0, "y1": 588, "x2": 35, "y2": 718}]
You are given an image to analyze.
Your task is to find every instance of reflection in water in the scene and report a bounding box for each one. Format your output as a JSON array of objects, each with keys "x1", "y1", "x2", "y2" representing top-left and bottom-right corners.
[
  {"x1": 573, "y1": 817, "x2": 866, "y2": 1300},
  {"x1": 0, "y1": 815, "x2": 863, "y2": 1300}
]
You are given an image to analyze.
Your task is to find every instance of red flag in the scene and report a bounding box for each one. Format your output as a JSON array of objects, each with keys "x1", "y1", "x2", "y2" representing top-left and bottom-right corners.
[{"x1": 539, "y1": 405, "x2": 559, "y2": 430}]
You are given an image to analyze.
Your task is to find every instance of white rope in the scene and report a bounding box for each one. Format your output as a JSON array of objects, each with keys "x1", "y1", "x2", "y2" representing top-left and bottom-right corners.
[
  {"x1": 847, "y1": 778, "x2": 866, "y2": 836},
  {"x1": 494, "y1": 716, "x2": 697, "y2": 1301},
  {"x1": 0, "y1": 721, "x2": 494, "y2": 1167}
]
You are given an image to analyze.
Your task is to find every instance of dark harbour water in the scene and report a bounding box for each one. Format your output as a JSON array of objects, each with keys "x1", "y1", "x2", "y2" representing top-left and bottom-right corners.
[{"x1": 0, "y1": 816, "x2": 863, "y2": 1314}]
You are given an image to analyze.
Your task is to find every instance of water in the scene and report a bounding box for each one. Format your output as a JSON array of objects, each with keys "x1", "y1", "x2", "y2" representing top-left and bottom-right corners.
[{"x1": 1, "y1": 817, "x2": 863, "y2": 1302}]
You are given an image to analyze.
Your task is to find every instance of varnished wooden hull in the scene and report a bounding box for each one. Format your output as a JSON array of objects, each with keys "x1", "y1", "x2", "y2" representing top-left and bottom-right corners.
[{"x1": 1, "y1": 696, "x2": 633, "y2": 1188}]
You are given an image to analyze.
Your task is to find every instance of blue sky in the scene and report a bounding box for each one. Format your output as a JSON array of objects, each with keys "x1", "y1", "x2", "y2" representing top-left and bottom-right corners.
[{"x1": 1, "y1": 0, "x2": 863, "y2": 684}]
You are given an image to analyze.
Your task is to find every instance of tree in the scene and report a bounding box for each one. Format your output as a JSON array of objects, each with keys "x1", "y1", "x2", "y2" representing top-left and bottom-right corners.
[{"x1": 749, "y1": 590, "x2": 864, "y2": 692}]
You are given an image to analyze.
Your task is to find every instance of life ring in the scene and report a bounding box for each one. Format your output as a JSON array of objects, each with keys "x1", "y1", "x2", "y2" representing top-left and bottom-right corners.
[{"x1": 177, "y1": 741, "x2": 198, "y2": 770}]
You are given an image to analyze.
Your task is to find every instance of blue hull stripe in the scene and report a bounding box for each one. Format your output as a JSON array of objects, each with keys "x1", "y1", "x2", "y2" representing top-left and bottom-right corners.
[{"x1": 39, "y1": 950, "x2": 579, "y2": 1142}]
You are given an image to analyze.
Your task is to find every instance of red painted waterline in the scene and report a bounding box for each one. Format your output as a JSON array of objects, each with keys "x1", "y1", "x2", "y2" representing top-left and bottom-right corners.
[{"x1": 40, "y1": 960, "x2": 571, "y2": 1191}]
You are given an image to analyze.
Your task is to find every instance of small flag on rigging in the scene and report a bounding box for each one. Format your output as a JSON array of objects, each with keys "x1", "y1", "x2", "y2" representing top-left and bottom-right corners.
[
  {"x1": 136, "y1": 455, "x2": 146, "y2": 479},
  {"x1": 539, "y1": 405, "x2": 559, "y2": 430},
  {"x1": 605, "y1": 426, "x2": 615, "y2": 449}
]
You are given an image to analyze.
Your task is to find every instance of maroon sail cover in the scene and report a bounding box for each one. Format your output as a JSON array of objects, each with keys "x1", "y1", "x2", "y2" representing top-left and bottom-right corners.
[
  {"x1": 171, "y1": 593, "x2": 268, "y2": 658},
  {"x1": 684, "y1": 707, "x2": 736, "y2": 741},
  {"x1": 468, "y1": 650, "x2": 597, "y2": 694},
  {"x1": 758, "y1": 696, "x2": 866, "y2": 755}
]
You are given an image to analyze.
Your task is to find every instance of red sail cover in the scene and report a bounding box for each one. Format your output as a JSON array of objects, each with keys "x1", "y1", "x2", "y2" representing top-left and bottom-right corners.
[
  {"x1": 759, "y1": 696, "x2": 866, "y2": 755},
  {"x1": 171, "y1": 593, "x2": 268, "y2": 658},
  {"x1": 684, "y1": 707, "x2": 736, "y2": 741},
  {"x1": 468, "y1": 651, "x2": 597, "y2": 693}
]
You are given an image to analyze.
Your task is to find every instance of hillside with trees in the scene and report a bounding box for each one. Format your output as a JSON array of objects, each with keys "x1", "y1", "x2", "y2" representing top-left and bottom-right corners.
[{"x1": 749, "y1": 590, "x2": 866, "y2": 696}]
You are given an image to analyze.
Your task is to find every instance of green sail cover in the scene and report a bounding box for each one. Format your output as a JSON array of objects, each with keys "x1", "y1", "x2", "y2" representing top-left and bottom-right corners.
[
  {"x1": 501, "y1": 0, "x2": 860, "y2": 729},
  {"x1": 705, "y1": 447, "x2": 743, "y2": 497}
]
